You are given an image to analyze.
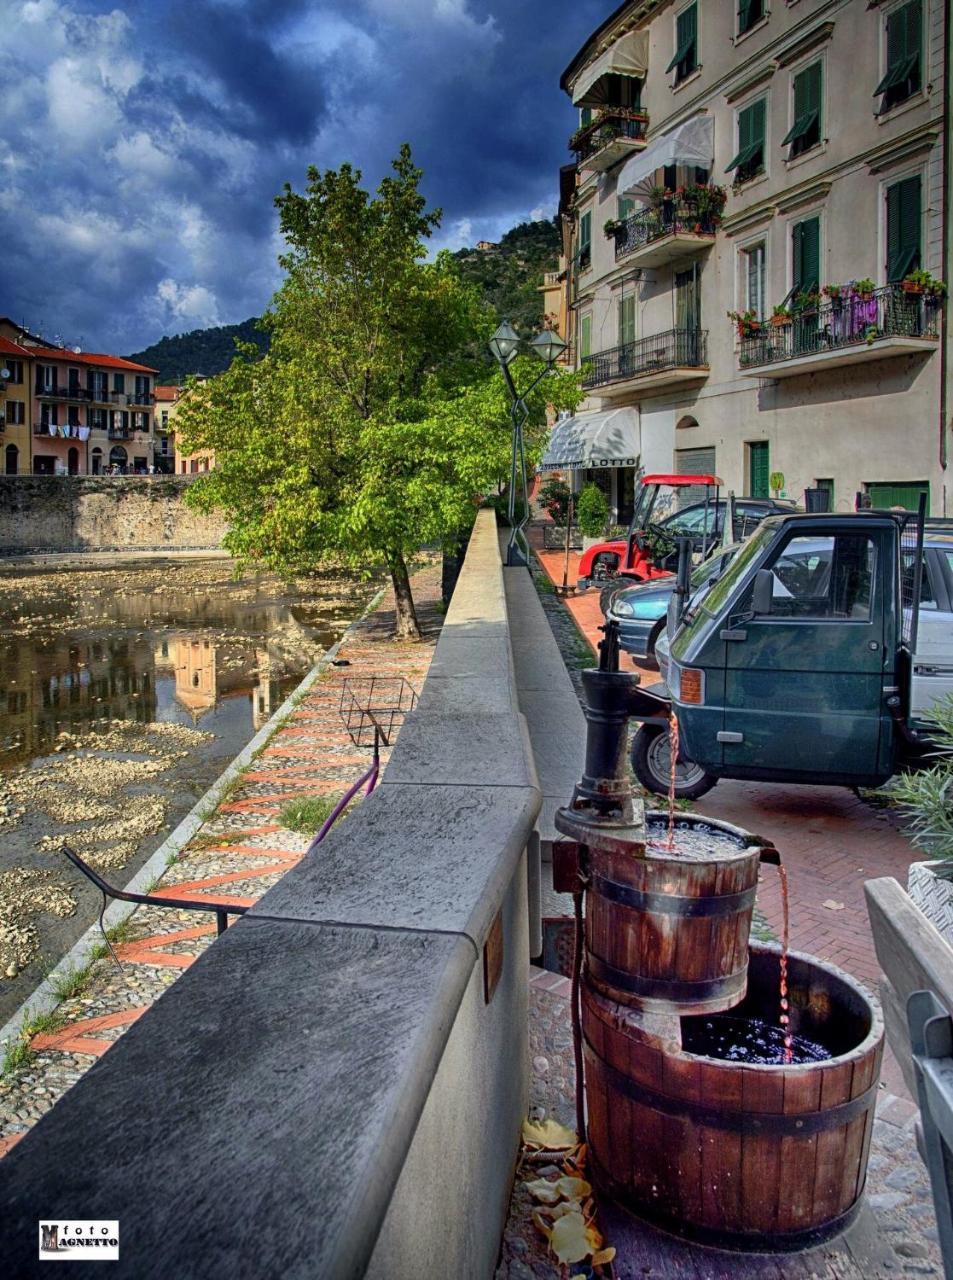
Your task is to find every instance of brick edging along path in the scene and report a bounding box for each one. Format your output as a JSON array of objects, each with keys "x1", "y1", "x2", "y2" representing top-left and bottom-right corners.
[{"x1": 0, "y1": 564, "x2": 443, "y2": 1158}]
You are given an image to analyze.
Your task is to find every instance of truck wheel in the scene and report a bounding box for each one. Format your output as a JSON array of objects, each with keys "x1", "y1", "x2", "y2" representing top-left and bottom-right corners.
[
  {"x1": 644, "y1": 619, "x2": 666, "y2": 670},
  {"x1": 630, "y1": 724, "x2": 716, "y2": 801},
  {"x1": 599, "y1": 580, "x2": 624, "y2": 615},
  {"x1": 591, "y1": 553, "x2": 619, "y2": 583}
]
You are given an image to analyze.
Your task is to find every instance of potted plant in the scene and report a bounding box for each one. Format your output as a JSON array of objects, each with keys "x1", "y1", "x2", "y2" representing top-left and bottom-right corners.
[
  {"x1": 893, "y1": 696, "x2": 953, "y2": 941},
  {"x1": 603, "y1": 218, "x2": 624, "y2": 237},
  {"x1": 576, "y1": 482, "x2": 610, "y2": 548},
  {"x1": 538, "y1": 477, "x2": 572, "y2": 525},
  {"x1": 770, "y1": 304, "x2": 792, "y2": 327},
  {"x1": 902, "y1": 268, "x2": 932, "y2": 295},
  {"x1": 793, "y1": 289, "x2": 820, "y2": 313},
  {"x1": 852, "y1": 278, "x2": 876, "y2": 300},
  {"x1": 727, "y1": 309, "x2": 761, "y2": 339}
]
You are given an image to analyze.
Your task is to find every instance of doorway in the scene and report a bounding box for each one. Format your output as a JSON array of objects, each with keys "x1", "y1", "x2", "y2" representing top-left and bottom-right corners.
[
  {"x1": 67, "y1": 447, "x2": 79, "y2": 476},
  {"x1": 5, "y1": 444, "x2": 18, "y2": 475}
]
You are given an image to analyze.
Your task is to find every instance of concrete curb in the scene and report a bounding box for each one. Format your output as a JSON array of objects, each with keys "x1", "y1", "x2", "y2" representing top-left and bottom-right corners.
[{"x1": 0, "y1": 585, "x2": 387, "y2": 1053}]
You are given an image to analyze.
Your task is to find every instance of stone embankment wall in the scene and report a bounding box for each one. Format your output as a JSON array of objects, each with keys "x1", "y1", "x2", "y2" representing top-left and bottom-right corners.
[{"x1": 0, "y1": 477, "x2": 228, "y2": 554}]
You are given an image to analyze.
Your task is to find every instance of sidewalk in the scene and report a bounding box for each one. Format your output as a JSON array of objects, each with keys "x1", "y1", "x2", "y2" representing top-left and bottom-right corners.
[
  {"x1": 0, "y1": 565, "x2": 442, "y2": 1159},
  {"x1": 532, "y1": 545, "x2": 923, "y2": 1099}
]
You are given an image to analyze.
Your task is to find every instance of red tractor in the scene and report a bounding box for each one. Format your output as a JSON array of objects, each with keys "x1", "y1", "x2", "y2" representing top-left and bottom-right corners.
[{"x1": 576, "y1": 473, "x2": 722, "y2": 593}]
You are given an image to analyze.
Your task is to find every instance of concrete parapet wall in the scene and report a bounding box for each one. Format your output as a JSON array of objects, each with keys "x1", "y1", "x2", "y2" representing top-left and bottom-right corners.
[
  {"x1": 0, "y1": 476, "x2": 227, "y2": 553},
  {"x1": 0, "y1": 508, "x2": 541, "y2": 1279}
]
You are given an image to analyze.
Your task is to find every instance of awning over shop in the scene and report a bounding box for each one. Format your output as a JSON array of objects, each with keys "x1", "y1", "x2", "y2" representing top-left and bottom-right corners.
[
  {"x1": 571, "y1": 31, "x2": 649, "y2": 107},
  {"x1": 539, "y1": 407, "x2": 640, "y2": 471},
  {"x1": 616, "y1": 115, "x2": 714, "y2": 198}
]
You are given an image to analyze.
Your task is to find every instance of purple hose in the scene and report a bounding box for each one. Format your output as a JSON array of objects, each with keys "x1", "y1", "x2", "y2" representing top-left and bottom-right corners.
[{"x1": 306, "y1": 759, "x2": 379, "y2": 853}]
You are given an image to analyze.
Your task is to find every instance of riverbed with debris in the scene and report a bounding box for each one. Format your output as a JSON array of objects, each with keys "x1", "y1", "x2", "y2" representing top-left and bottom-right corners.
[{"x1": 0, "y1": 558, "x2": 378, "y2": 1023}]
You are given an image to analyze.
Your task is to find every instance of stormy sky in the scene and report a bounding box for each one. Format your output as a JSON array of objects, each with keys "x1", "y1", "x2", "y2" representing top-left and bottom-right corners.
[{"x1": 0, "y1": 0, "x2": 607, "y2": 354}]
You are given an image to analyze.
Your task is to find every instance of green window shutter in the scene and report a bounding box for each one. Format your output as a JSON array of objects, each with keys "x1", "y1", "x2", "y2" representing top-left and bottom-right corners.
[
  {"x1": 782, "y1": 63, "x2": 821, "y2": 147},
  {"x1": 580, "y1": 211, "x2": 591, "y2": 251},
  {"x1": 667, "y1": 4, "x2": 697, "y2": 74},
  {"x1": 580, "y1": 315, "x2": 592, "y2": 360},
  {"x1": 726, "y1": 100, "x2": 765, "y2": 173},
  {"x1": 793, "y1": 217, "x2": 820, "y2": 293},
  {"x1": 886, "y1": 176, "x2": 921, "y2": 280},
  {"x1": 618, "y1": 295, "x2": 636, "y2": 347},
  {"x1": 580, "y1": 107, "x2": 592, "y2": 128},
  {"x1": 617, "y1": 195, "x2": 634, "y2": 220},
  {"x1": 876, "y1": 2, "x2": 921, "y2": 98},
  {"x1": 749, "y1": 442, "x2": 770, "y2": 498}
]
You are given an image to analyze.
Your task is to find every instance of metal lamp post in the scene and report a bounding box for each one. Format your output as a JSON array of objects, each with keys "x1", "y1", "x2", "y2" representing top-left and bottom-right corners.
[{"x1": 489, "y1": 321, "x2": 567, "y2": 567}]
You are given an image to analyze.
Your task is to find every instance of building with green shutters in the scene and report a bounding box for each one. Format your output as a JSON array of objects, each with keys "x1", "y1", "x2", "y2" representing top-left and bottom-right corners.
[{"x1": 554, "y1": 0, "x2": 949, "y2": 518}]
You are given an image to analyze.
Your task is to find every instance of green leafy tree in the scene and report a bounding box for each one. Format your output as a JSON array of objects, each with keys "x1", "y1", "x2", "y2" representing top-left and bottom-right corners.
[
  {"x1": 576, "y1": 483, "x2": 610, "y2": 538},
  {"x1": 177, "y1": 147, "x2": 580, "y2": 638}
]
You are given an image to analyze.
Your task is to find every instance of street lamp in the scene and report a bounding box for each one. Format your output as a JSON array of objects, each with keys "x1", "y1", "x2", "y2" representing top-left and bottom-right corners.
[{"x1": 489, "y1": 320, "x2": 567, "y2": 567}]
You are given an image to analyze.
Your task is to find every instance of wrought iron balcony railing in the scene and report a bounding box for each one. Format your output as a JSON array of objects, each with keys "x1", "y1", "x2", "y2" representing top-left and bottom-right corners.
[
  {"x1": 739, "y1": 285, "x2": 941, "y2": 368},
  {"x1": 572, "y1": 109, "x2": 649, "y2": 164},
  {"x1": 614, "y1": 203, "x2": 719, "y2": 261},
  {"x1": 581, "y1": 327, "x2": 709, "y2": 389},
  {"x1": 35, "y1": 384, "x2": 93, "y2": 401}
]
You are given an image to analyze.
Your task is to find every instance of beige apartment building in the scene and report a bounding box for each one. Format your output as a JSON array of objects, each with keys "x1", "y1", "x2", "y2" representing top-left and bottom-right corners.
[{"x1": 555, "y1": 0, "x2": 950, "y2": 518}]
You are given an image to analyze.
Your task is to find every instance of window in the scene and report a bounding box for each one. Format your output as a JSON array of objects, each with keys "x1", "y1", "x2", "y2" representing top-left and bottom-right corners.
[
  {"x1": 579, "y1": 314, "x2": 592, "y2": 360},
  {"x1": 618, "y1": 294, "x2": 636, "y2": 347},
  {"x1": 738, "y1": 0, "x2": 765, "y2": 36},
  {"x1": 748, "y1": 441, "x2": 770, "y2": 498},
  {"x1": 161, "y1": 410, "x2": 169, "y2": 429},
  {"x1": 667, "y1": 4, "x2": 698, "y2": 84},
  {"x1": 876, "y1": 0, "x2": 922, "y2": 113},
  {"x1": 792, "y1": 216, "x2": 820, "y2": 294},
  {"x1": 727, "y1": 99, "x2": 766, "y2": 185},
  {"x1": 580, "y1": 107, "x2": 593, "y2": 129},
  {"x1": 90, "y1": 408, "x2": 107, "y2": 430},
  {"x1": 743, "y1": 243, "x2": 766, "y2": 317},
  {"x1": 4, "y1": 360, "x2": 23, "y2": 384},
  {"x1": 113, "y1": 373, "x2": 125, "y2": 393},
  {"x1": 6, "y1": 400, "x2": 24, "y2": 425},
  {"x1": 617, "y1": 195, "x2": 635, "y2": 221},
  {"x1": 578, "y1": 211, "x2": 592, "y2": 270},
  {"x1": 41, "y1": 402, "x2": 58, "y2": 427},
  {"x1": 886, "y1": 175, "x2": 921, "y2": 281},
  {"x1": 761, "y1": 534, "x2": 877, "y2": 621},
  {"x1": 783, "y1": 62, "x2": 822, "y2": 158}
]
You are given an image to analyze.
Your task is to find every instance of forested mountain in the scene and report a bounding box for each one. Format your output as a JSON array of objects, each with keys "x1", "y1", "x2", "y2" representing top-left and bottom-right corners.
[
  {"x1": 128, "y1": 220, "x2": 559, "y2": 381},
  {"x1": 453, "y1": 219, "x2": 560, "y2": 333},
  {"x1": 127, "y1": 318, "x2": 268, "y2": 384}
]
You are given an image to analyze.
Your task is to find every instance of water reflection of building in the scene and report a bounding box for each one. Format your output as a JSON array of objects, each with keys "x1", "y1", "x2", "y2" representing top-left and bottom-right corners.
[{"x1": 153, "y1": 634, "x2": 281, "y2": 725}]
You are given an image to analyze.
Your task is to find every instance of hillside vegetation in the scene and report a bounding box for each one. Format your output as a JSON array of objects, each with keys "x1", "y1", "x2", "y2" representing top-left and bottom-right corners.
[{"x1": 128, "y1": 219, "x2": 560, "y2": 380}]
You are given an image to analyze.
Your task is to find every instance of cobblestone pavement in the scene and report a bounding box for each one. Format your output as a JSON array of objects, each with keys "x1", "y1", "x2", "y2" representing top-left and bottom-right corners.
[
  {"x1": 0, "y1": 564, "x2": 442, "y2": 1159},
  {"x1": 495, "y1": 975, "x2": 942, "y2": 1279}
]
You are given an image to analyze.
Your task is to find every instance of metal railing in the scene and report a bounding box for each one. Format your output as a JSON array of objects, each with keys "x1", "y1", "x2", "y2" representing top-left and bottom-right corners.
[
  {"x1": 35, "y1": 385, "x2": 93, "y2": 401},
  {"x1": 739, "y1": 285, "x2": 941, "y2": 368},
  {"x1": 581, "y1": 327, "x2": 709, "y2": 389},
  {"x1": 572, "y1": 110, "x2": 649, "y2": 163},
  {"x1": 614, "y1": 204, "x2": 719, "y2": 260}
]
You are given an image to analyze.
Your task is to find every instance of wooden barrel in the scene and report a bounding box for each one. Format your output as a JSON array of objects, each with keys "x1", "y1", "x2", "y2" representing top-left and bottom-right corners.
[
  {"x1": 585, "y1": 813, "x2": 771, "y2": 1016},
  {"x1": 581, "y1": 945, "x2": 884, "y2": 1249}
]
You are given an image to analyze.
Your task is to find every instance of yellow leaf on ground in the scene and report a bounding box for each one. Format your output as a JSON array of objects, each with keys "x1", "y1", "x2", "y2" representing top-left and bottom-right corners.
[
  {"x1": 555, "y1": 1175, "x2": 592, "y2": 1201},
  {"x1": 549, "y1": 1210, "x2": 592, "y2": 1265},
  {"x1": 531, "y1": 1211, "x2": 552, "y2": 1239},
  {"x1": 586, "y1": 1224, "x2": 604, "y2": 1250},
  {"x1": 592, "y1": 1246, "x2": 617, "y2": 1265},
  {"x1": 523, "y1": 1178, "x2": 561, "y2": 1205},
  {"x1": 522, "y1": 1117, "x2": 577, "y2": 1150}
]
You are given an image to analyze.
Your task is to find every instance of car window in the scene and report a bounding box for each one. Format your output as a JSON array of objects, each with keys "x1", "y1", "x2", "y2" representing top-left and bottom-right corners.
[
  {"x1": 661, "y1": 503, "x2": 717, "y2": 535},
  {"x1": 903, "y1": 550, "x2": 937, "y2": 611},
  {"x1": 758, "y1": 534, "x2": 877, "y2": 620},
  {"x1": 701, "y1": 524, "x2": 776, "y2": 617}
]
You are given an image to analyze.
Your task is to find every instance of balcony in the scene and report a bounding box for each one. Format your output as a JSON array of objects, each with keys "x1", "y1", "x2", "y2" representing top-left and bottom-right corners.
[
  {"x1": 133, "y1": 392, "x2": 155, "y2": 405},
  {"x1": 35, "y1": 385, "x2": 93, "y2": 402},
  {"x1": 738, "y1": 285, "x2": 940, "y2": 379},
  {"x1": 582, "y1": 327, "x2": 709, "y2": 397},
  {"x1": 571, "y1": 109, "x2": 649, "y2": 175},
  {"x1": 612, "y1": 194, "x2": 723, "y2": 268}
]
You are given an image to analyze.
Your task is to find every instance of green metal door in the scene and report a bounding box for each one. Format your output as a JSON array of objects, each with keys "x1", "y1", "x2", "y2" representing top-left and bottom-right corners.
[
  {"x1": 866, "y1": 482, "x2": 930, "y2": 514},
  {"x1": 748, "y1": 441, "x2": 770, "y2": 498}
]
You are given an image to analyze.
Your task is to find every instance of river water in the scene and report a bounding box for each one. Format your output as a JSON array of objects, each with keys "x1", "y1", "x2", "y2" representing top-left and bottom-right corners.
[{"x1": 0, "y1": 557, "x2": 377, "y2": 1025}]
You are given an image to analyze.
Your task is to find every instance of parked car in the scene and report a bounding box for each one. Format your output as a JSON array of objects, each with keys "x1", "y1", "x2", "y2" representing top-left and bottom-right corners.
[
  {"x1": 645, "y1": 520, "x2": 953, "y2": 799},
  {"x1": 595, "y1": 494, "x2": 800, "y2": 613},
  {"x1": 606, "y1": 542, "x2": 742, "y2": 667}
]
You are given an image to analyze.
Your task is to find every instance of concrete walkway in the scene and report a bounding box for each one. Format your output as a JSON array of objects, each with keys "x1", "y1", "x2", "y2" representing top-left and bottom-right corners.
[
  {"x1": 533, "y1": 545, "x2": 923, "y2": 1098},
  {"x1": 0, "y1": 565, "x2": 442, "y2": 1158}
]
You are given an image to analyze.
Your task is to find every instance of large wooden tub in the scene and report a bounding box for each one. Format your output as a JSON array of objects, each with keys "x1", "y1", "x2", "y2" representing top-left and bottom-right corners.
[{"x1": 582, "y1": 945, "x2": 884, "y2": 1249}]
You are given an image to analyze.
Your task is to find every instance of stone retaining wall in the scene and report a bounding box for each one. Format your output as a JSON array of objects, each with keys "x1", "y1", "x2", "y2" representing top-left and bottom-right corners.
[{"x1": 0, "y1": 476, "x2": 227, "y2": 553}]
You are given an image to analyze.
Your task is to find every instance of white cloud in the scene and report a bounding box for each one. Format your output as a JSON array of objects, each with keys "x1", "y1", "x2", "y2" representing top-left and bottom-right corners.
[{"x1": 155, "y1": 279, "x2": 222, "y2": 328}]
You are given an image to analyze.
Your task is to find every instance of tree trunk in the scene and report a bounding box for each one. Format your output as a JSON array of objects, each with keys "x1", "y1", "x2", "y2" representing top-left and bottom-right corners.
[{"x1": 388, "y1": 553, "x2": 421, "y2": 641}]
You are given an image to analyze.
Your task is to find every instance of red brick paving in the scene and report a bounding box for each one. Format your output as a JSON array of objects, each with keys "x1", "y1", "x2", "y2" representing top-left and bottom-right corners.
[{"x1": 533, "y1": 541, "x2": 920, "y2": 1097}]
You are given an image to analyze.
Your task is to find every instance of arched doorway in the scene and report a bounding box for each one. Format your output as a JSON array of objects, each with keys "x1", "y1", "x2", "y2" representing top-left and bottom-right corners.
[
  {"x1": 91, "y1": 448, "x2": 103, "y2": 475},
  {"x1": 109, "y1": 445, "x2": 127, "y2": 473},
  {"x1": 67, "y1": 447, "x2": 79, "y2": 475},
  {"x1": 5, "y1": 444, "x2": 18, "y2": 475}
]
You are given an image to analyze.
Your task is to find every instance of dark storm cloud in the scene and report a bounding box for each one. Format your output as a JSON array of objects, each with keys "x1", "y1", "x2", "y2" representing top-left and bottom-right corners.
[{"x1": 0, "y1": 0, "x2": 607, "y2": 352}]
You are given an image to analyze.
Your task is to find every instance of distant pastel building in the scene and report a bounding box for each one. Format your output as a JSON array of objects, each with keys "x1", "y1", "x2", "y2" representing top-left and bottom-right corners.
[
  {"x1": 475, "y1": 240, "x2": 498, "y2": 252},
  {"x1": 0, "y1": 334, "x2": 34, "y2": 475}
]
